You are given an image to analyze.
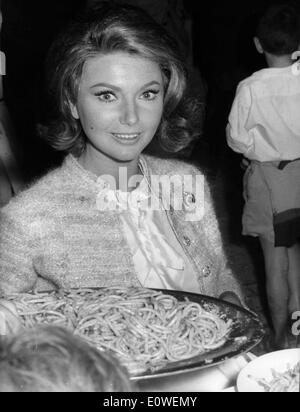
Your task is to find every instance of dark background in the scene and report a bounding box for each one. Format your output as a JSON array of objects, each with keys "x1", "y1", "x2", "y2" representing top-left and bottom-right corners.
[{"x1": 0, "y1": 0, "x2": 297, "y2": 180}]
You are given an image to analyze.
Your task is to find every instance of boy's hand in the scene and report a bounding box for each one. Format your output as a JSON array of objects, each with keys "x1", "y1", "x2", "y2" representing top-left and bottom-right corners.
[{"x1": 0, "y1": 300, "x2": 22, "y2": 336}]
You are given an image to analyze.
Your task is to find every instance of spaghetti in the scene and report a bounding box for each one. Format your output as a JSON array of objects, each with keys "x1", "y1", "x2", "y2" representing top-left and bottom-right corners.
[
  {"x1": 254, "y1": 362, "x2": 300, "y2": 392},
  {"x1": 6, "y1": 288, "x2": 232, "y2": 375}
]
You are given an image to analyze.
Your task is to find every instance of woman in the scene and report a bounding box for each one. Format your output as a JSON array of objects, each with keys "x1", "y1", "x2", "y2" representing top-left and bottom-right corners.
[{"x1": 0, "y1": 3, "x2": 244, "y2": 332}]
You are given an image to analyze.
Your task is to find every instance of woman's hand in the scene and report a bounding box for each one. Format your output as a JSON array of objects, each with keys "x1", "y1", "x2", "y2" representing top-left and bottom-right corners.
[
  {"x1": 219, "y1": 292, "x2": 242, "y2": 307},
  {"x1": 0, "y1": 300, "x2": 22, "y2": 336},
  {"x1": 240, "y1": 157, "x2": 250, "y2": 171}
]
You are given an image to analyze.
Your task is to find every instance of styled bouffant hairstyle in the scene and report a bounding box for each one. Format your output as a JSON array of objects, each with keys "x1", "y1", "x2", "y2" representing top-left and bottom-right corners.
[
  {"x1": 256, "y1": 4, "x2": 300, "y2": 56},
  {"x1": 0, "y1": 326, "x2": 134, "y2": 392},
  {"x1": 39, "y1": 2, "x2": 202, "y2": 157}
]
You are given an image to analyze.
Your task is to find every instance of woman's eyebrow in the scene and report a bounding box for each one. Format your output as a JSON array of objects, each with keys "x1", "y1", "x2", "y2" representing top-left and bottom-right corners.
[{"x1": 90, "y1": 81, "x2": 162, "y2": 90}]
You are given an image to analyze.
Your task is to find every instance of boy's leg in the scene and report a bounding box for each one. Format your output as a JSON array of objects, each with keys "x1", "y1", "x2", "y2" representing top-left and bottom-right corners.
[
  {"x1": 287, "y1": 242, "x2": 300, "y2": 315},
  {"x1": 259, "y1": 238, "x2": 289, "y2": 347}
]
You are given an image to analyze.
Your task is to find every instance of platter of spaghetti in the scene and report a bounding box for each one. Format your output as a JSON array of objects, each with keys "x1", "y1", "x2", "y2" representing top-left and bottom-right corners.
[{"x1": 5, "y1": 287, "x2": 264, "y2": 380}]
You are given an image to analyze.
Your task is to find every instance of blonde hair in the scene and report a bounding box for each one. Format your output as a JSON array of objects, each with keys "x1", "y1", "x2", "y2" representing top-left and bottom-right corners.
[
  {"x1": 0, "y1": 326, "x2": 134, "y2": 392},
  {"x1": 39, "y1": 2, "x2": 202, "y2": 156}
]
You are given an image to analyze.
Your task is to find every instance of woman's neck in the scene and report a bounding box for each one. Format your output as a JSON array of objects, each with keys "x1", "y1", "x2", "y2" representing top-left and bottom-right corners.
[{"x1": 78, "y1": 148, "x2": 142, "y2": 192}]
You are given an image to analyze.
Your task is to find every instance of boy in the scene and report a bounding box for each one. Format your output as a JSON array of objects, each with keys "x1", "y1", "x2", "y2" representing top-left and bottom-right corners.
[
  {"x1": 227, "y1": 4, "x2": 300, "y2": 348},
  {"x1": 0, "y1": 325, "x2": 134, "y2": 392}
]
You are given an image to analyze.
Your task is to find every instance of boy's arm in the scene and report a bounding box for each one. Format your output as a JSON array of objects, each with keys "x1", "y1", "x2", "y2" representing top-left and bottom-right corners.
[
  {"x1": 0, "y1": 8, "x2": 24, "y2": 196},
  {"x1": 226, "y1": 84, "x2": 254, "y2": 157}
]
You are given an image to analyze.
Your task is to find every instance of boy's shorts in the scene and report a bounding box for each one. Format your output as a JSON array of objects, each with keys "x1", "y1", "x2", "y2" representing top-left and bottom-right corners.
[{"x1": 242, "y1": 160, "x2": 300, "y2": 247}]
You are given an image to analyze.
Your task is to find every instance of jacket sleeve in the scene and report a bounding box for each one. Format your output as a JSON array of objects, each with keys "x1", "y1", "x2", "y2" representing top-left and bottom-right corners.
[
  {"x1": 0, "y1": 210, "x2": 37, "y2": 295},
  {"x1": 203, "y1": 180, "x2": 247, "y2": 306},
  {"x1": 226, "y1": 83, "x2": 254, "y2": 158}
]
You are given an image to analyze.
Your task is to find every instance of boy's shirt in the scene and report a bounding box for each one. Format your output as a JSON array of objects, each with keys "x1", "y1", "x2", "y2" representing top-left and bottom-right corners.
[{"x1": 226, "y1": 62, "x2": 300, "y2": 162}]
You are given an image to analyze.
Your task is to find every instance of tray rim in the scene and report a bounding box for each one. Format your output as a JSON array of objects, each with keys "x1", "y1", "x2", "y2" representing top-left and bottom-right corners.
[
  {"x1": 130, "y1": 288, "x2": 265, "y2": 380},
  {"x1": 5, "y1": 287, "x2": 265, "y2": 380}
]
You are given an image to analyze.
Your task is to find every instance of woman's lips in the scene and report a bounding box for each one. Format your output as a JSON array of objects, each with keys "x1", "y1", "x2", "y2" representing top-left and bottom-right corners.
[{"x1": 111, "y1": 133, "x2": 141, "y2": 143}]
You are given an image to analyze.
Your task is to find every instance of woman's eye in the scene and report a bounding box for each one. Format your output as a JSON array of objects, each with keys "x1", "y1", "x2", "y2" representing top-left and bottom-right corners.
[
  {"x1": 95, "y1": 92, "x2": 116, "y2": 102},
  {"x1": 141, "y1": 90, "x2": 160, "y2": 100}
]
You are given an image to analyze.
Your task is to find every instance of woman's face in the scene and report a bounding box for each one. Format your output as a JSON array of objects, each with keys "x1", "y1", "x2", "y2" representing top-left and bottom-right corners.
[{"x1": 71, "y1": 52, "x2": 164, "y2": 164}]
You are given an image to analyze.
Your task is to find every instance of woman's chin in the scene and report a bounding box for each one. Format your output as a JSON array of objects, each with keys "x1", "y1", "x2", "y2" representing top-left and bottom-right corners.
[{"x1": 109, "y1": 148, "x2": 144, "y2": 163}]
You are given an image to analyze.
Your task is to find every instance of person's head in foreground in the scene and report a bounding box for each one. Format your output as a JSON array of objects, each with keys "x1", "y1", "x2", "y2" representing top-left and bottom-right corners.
[
  {"x1": 0, "y1": 325, "x2": 134, "y2": 392},
  {"x1": 254, "y1": 4, "x2": 300, "y2": 66},
  {"x1": 40, "y1": 1, "x2": 201, "y2": 166}
]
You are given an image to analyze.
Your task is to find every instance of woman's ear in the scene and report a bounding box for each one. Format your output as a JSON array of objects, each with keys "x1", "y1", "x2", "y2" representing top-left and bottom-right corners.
[
  {"x1": 253, "y1": 37, "x2": 264, "y2": 54},
  {"x1": 69, "y1": 102, "x2": 79, "y2": 120}
]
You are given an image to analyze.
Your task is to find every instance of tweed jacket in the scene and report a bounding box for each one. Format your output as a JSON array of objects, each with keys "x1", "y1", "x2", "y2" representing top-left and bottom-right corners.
[{"x1": 0, "y1": 154, "x2": 243, "y2": 301}]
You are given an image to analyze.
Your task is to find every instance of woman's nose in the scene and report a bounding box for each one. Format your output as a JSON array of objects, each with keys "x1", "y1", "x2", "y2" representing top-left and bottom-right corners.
[{"x1": 119, "y1": 100, "x2": 139, "y2": 126}]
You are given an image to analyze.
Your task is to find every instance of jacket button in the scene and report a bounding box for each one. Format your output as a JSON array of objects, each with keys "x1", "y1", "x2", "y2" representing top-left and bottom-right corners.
[
  {"x1": 183, "y1": 236, "x2": 191, "y2": 246},
  {"x1": 183, "y1": 192, "x2": 196, "y2": 211},
  {"x1": 202, "y1": 265, "x2": 212, "y2": 278}
]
